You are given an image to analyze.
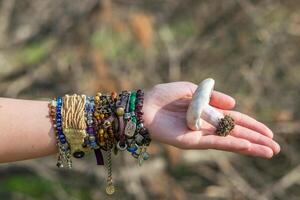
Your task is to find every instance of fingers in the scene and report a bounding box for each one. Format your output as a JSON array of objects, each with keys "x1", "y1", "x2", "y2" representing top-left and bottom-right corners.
[
  {"x1": 230, "y1": 125, "x2": 280, "y2": 155},
  {"x1": 199, "y1": 135, "x2": 251, "y2": 151},
  {"x1": 178, "y1": 128, "x2": 278, "y2": 158},
  {"x1": 223, "y1": 110, "x2": 274, "y2": 138},
  {"x1": 236, "y1": 143, "x2": 274, "y2": 159},
  {"x1": 210, "y1": 91, "x2": 236, "y2": 110},
  {"x1": 179, "y1": 132, "x2": 251, "y2": 151}
]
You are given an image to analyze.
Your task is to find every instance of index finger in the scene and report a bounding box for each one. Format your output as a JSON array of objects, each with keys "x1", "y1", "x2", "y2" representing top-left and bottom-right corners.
[{"x1": 210, "y1": 91, "x2": 236, "y2": 110}]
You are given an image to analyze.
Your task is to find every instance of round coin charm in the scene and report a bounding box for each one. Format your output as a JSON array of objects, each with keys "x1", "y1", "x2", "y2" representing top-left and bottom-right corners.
[{"x1": 106, "y1": 185, "x2": 115, "y2": 195}]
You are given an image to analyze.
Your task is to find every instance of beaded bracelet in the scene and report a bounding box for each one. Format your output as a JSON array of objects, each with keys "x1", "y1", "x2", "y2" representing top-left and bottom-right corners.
[
  {"x1": 50, "y1": 89, "x2": 151, "y2": 195},
  {"x1": 49, "y1": 97, "x2": 72, "y2": 168},
  {"x1": 85, "y1": 96, "x2": 104, "y2": 165}
]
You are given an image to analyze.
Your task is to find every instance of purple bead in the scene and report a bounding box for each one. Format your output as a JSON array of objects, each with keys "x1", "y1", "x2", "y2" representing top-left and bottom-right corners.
[{"x1": 136, "y1": 105, "x2": 142, "y2": 109}]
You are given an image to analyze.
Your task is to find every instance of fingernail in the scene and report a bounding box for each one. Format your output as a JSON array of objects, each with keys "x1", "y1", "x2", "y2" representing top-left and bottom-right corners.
[{"x1": 274, "y1": 142, "x2": 281, "y2": 155}]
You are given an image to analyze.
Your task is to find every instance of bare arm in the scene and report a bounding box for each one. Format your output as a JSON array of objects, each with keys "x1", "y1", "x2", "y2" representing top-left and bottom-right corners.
[
  {"x1": 0, "y1": 98, "x2": 57, "y2": 163},
  {"x1": 0, "y1": 83, "x2": 280, "y2": 164}
]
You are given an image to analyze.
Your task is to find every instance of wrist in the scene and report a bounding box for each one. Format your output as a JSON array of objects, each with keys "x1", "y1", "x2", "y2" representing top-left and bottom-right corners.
[{"x1": 141, "y1": 89, "x2": 154, "y2": 137}]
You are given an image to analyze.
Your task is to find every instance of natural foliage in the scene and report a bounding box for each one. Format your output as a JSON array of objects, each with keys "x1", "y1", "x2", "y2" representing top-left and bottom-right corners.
[{"x1": 0, "y1": 0, "x2": 299, "y2": 199}]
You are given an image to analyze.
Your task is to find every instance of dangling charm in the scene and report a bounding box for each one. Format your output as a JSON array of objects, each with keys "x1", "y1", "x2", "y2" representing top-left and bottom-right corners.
[
  {"x1": 138, "y1": 145, "x2": 150, "y2": 166},
  {"x1": 124, "y1": 119, "x2": 136, "y2": 138},
  {"x1": 105, "y1": 149, "x2": 115, "y2": 195}
]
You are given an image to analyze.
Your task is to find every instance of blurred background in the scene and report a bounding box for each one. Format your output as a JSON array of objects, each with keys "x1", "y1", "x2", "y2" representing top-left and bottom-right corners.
[{"x1": 0, "y1": 0, "x2": 299, "y2": 199}]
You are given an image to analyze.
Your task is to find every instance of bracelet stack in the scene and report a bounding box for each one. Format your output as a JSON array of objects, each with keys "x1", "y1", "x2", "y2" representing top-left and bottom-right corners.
[{"x1": 48, "y1": 90, "x2": 151, "y2": 195}]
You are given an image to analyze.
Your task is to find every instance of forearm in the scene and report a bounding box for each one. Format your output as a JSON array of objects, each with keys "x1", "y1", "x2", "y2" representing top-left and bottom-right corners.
[{"x1": 0, "y1": 98, "x2": 57, "y2": 163}]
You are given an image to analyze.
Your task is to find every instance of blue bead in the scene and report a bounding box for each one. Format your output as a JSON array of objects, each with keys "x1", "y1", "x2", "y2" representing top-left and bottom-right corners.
[
  {"x1": 60, "y1": 139, "x2": 66, "y2": 143},
  {"x1": 127, "y1": 145, "x2": 138, "y2": 153},
  {"x1": 59, "y1": 134, "x2": 65, "y2": 139},
  {"x1": 57, "y1": 97, "x2": 62, "y2": 104}
]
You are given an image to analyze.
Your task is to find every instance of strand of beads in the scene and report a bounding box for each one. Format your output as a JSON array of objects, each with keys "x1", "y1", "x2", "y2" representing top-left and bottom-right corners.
[
  {"x1": 135, "y1": 90, "x2": 151, "y2": 166},
  {"x1": 94, "y1": 92, "x2": 117, "y2": 195},
  {"x1": 51, "y1": 97, "x2": 72, "y2": 168},
  {"x1": 85, "y1": 96, "x2": 104, "y2": 165},
  {"x1": 85, "y1": 96, "x2": 98, "y2": 149}
]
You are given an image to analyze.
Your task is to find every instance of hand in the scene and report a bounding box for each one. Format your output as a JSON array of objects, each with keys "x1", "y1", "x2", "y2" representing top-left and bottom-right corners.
[{"x1": 142, "y1": 82, "x2": 280, "y2": 158}]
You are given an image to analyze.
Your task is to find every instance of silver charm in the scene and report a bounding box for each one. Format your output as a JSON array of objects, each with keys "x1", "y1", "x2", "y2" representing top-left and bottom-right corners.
[
  {"x1": 138, "y1": 146, "x2": 150, "y2": 166},
  {"x1": 135, "y1": 134, "x2": 144, "y2": 145},
  {"x1": 117, "y1": 141, "x2": 127, "y2": 151},
  {"x1": 125, "y1": 120, "x2": 136, "y2": 137}
]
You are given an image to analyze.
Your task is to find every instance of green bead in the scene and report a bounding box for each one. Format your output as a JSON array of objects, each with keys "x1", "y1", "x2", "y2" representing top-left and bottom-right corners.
[
  {"x1": 129, "y1": 92, "x2": 137, "y2": 112},
  {"x1": 132, "y1": 116, "x2": 137, "y2": 123}
]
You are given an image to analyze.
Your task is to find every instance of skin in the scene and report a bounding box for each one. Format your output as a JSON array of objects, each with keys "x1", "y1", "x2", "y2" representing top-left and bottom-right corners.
[
  {"x1": 0, "y1": 81, "x2": 280, "y2": 163},
  {"x1": 143, "y1": 82, "x2": 280, "y2": 158}
]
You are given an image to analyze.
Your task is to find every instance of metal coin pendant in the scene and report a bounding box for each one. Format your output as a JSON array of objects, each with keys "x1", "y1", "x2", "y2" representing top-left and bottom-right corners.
[
  {"x1": 137, "y1": 147, "x2": 143, "y2": 166},
  {"x1": 138, "y1": 155, "x2": 144, "y2": 166},
  {"x1": 125, "y1": 120, "x2": 136, "y2": 137},
  {"x1": 106, "y1": 185, "x2": 115, "y2": 195}
]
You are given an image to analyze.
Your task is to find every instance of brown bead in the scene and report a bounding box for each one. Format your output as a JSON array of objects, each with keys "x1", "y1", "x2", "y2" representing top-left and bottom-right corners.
[
  {"x1": 98, "y1": 129, "x2": 104, "y2": 134},
  {"x1": 100, "y1": 142, "x2": 105, "y2": 146},
  {"x1": 111, "y1": 91, "x2": 117, "y2": 99}
]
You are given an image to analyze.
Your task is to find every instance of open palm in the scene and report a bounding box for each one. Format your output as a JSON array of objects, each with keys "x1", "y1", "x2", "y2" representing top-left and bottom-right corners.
[{"x1": 143, "y1": 82, "x2": 280, "y2": 158}]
